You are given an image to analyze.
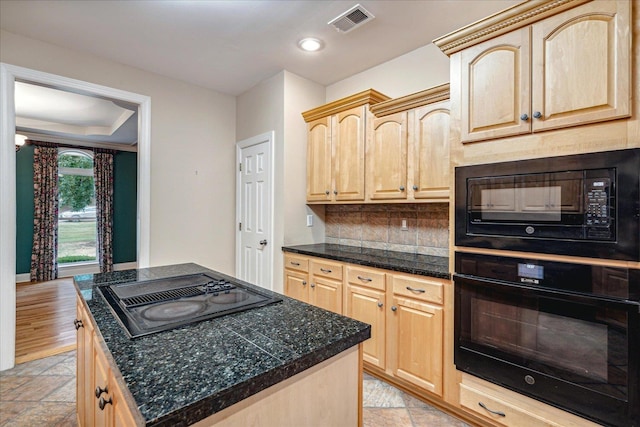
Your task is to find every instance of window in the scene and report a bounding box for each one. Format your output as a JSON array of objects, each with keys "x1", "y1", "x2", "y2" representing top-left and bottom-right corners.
[{"x1": 57, "y1": 150, "x2": 96, "y2": 264}]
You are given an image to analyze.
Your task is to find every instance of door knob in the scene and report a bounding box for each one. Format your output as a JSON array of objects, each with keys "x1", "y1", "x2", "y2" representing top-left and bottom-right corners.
[{"x1": 259, "y1": 240, "x2": 267, "y2": 246}]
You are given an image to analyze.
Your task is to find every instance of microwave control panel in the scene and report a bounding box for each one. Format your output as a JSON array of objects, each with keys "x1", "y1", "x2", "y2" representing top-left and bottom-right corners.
[{"x1": 585, "y1": 177, "x2": 612, "y2": 238}]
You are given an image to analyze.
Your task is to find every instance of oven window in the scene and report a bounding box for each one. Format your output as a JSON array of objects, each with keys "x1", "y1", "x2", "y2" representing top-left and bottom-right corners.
[
  {"x1": 459, "y1": 283, "x2": 629, "y2": 400},
  {"x1": 468, "y1": 171, "x2": 584, "y2": 223}
]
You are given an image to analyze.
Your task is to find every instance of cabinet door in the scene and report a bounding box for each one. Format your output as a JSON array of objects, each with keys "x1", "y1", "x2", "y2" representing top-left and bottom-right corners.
[
  {"x1": 284, "y1": 269, "x2": 309, "y2": 303},
  {"x1": 306, "y1": 117, "x2": 332, "y2": 202},
  {"x1": 389, "y1": 295, "x2": 443, "y2": 396},
  {"x1": 345, "y1": 285, "x2": 386, "y2": 369},
  {"x1": 112, "y1": 375, "x2": 137, "y2": 427},
  {"x1": 93, "y1": 345, "x2": 113, "y2": 427},
  {"x1": 333, "y1": 106, "x2": 366, "y2": 201},
  {"x1": 460, "y1": 28, "x2": 531, "y2": 143},
  {"x1": 367, "y1": 112, "x2": 408, "y2": 200},
  {"x1": 531, "y1": 0, "x2": 630, "y2": 132},
  {"x1": 311, "y1": 277, "x2": 343, "y2": 314},
  {"x1": 410, "y1": 101, "x2": 450, "y2": 200},
  {"x1": 76, "y1": 298, "x2": 95, "y2": 427}
]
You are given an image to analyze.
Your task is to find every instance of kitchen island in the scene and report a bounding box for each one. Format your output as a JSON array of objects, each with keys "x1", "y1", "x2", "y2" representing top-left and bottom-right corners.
[{"x1": 74, "y1": 263, "x2": 371, "y2": 426}]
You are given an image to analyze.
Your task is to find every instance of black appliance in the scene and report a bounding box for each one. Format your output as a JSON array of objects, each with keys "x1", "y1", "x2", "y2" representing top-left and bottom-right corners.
[
  {"x1": 455, "y1": 148, "x2": 640, "y2": 261},
  {"x1": 98, "y1": 273, "x2": 282, "y2": 338},
  {"x1": 454, "y1": 252, "x2": 640, "y2": 427}
]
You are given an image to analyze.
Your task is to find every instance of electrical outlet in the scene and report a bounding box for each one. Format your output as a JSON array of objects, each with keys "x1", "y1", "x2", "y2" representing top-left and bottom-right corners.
[
  {"x1": 306, "y1": 215, "x2": 313, "y2": 227},
  {"x1": 401, "y1": 219, "x2": 408, "y2": 231}
]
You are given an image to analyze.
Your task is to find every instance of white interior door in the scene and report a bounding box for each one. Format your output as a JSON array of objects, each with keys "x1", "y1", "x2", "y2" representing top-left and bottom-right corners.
[{"x1": 236, "y1": 132, "x2": 273, "y2": 290}]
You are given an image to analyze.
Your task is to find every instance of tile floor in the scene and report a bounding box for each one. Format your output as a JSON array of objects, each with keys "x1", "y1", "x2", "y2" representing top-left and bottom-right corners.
[{"x1": 1, "y1": 351, "x2": 469, "y2": 426}]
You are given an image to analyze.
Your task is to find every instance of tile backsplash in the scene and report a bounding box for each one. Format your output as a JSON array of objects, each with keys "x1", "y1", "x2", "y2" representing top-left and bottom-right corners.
[{"x1": 325, "y1": 204, "x2": 449, "y2": 257}]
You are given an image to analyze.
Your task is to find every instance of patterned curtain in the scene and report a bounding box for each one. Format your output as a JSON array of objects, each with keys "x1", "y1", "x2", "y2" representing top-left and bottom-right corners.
[
  {"x1": 94, "y1": 149, "x2": 115, "y2": 273},
  {"x1": 30, "y1": 145, "x2": 59, "y2": 282}
]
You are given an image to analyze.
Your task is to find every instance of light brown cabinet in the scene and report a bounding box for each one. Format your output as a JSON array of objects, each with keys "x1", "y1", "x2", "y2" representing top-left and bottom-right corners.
[
  {"x1": 388, "y1": 274, "x2": 444, "y2": 397},
  {"x1": 284, "y1": 254, "x2": 310, "y2": 303},
  {"x1": 309, "y1": 259, "x2": 343, "y2": 314},
  {"x1": 76, "y1": 297, "x2": 137, "y2": 427},
  {"x1": 303, "y1": 90, "x2": 390, "y2": 203},
  {"x1": 453, "y1": 0, "x2": 630, "y2": 143},
  {"x1": 368, "y1": 85, "x2": 450, "y2": 203},
  {"x1": 345, "y1": 265, "x2": 387, "y2": 369}
]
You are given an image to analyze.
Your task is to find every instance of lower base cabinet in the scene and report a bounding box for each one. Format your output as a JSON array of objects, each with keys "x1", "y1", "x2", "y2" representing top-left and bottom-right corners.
[{"x1": 76, "y1": 296, "x2": 137, "y2": 427}]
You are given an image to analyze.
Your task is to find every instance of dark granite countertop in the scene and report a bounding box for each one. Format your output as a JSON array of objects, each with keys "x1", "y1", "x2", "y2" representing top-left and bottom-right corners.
[
  {"x1": 74, "y1": 263, "x2": 370, "y2": 426},
  {"x1": 282, "y1": 243, "x2": 450, "y2": 280}
]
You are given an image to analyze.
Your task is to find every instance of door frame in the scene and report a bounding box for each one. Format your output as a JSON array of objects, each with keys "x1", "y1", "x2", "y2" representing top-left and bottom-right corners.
[
  {"x1": 235, "y1": 131, "x2": 275, "y2": 290},
  {"x1": 0, "y1": 63, "x2": 151, "y2": 370}
]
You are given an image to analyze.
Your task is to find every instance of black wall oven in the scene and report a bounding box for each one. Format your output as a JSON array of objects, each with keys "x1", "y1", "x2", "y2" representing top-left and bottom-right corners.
[
  {"x1": 454, "y1": 252, "x2": 640, "y2": 426},
  {"x1": 455, "y1": 148, "x2": 640, "y2": 261}
]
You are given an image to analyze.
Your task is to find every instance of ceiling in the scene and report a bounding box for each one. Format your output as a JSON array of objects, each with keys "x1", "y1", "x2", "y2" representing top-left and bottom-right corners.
[{"x1": 1, "y1": 0, "x2": 521, "y2": 96}]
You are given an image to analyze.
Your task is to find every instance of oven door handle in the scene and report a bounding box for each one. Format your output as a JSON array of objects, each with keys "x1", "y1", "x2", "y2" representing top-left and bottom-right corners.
[{"x1": 453, "y1": 273, "x2": 640, "y2": 308}]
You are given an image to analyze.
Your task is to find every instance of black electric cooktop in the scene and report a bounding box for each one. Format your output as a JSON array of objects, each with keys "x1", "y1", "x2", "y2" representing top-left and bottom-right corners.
[{"x1": 98, "y1": 273, "x2": 282, "y2": 338}]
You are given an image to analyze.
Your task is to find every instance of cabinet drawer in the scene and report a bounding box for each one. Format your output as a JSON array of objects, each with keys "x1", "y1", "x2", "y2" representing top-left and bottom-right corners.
[
  {"x1": 347, "y1": 266, "x2": 385, "y2": 291},
  {"x1": 311, "y1": 260, "x2": 343, "y2": 281},
  {"x1": 284, "y1": 254, "x2": 309, "y2": 272},
  {"x1": 390, "y1": 274, "x2": 444, "y2": 305},
  {"x1": 460, "y1": 375, "x2": 601, "y2": 427}
]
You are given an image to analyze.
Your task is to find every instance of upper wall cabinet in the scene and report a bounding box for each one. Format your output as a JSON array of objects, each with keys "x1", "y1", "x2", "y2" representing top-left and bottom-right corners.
[
  {"x1": 368, "y1": 84, "x2": 450, "y2": 203},
  {"x1": 303, "y1": 90, "x2": 390, "y2": 204},
  {"x1": 435, "y1": 0, "x2": 631, "y2": 144}
]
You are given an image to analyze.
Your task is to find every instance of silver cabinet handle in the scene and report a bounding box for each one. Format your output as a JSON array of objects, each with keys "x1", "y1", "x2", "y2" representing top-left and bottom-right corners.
[
  {"x1": 399, "y1": 186, "x2": 405, "y2": 191},
  {"x1": 533, "y1": 111, "x2": 542, "y2": 119},
  {"x1": 520, "y1": 113, "x2": 529, "y2": 121},
  {"x1": 391, "y1": 306, "x2": 397, "y2": 311},
  {"x1": 357, "y1": 275, "x2": 372, "y2": 282},
  {"x1": 320, "y1": 268, "x2": 332, "y2": 273},
  {"x1": 478, "y1": 402, "x2": 506, "y2": 417},
  {"x1": 412, "y1": 185, "x2": 418, "y2": 191},
  {"x1": 406, "y1": 286, "x2": 425, "y2": 293},
  {"x1": 377, "y1": 302, "x2": 383, "y2": 308},
  {"x1": 291, "y1": 261, "x2": 300, "y2": 266}
]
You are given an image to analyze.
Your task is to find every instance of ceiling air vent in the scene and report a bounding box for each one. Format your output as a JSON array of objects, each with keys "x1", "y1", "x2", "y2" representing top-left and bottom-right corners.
[{"x1": 328, "y1": 4, "x2": 375, "y2": 33}]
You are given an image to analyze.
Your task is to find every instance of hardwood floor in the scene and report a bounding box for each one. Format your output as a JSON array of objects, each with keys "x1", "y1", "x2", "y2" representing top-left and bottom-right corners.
[{"x1": 15, "y1": 278, "x2": 77, "y2": 364}]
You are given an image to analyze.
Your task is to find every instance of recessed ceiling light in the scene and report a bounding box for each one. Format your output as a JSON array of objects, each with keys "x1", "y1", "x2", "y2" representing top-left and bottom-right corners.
[{"x1": 298, "y1": 38, "x2": 323, "y2": 52}]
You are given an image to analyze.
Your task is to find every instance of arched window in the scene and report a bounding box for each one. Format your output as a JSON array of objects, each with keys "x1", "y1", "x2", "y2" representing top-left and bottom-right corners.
[{"x1": 57, "y1": 149, "x2": 97, "y2": 264}]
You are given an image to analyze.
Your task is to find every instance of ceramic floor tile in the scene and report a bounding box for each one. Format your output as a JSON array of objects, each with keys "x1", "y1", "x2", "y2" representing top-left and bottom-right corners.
[
  {"x1": 2, "y1": 375, "x2": 70, "y2": 402},
  {"x1": 41, "y1": 377, "x2": 76, "y2": 402},
  {"x1": 2, "y1": 401, "x2": 75, "y2": 427},
  {"x1": 363, "y1": 379, "x2": 406, "y2": 408},
  {"x1": 0, "y1": 401, "x2": 31, "y2": 425},
  {"x1": 408, "y1": 406, "x2": 470, "y2": 427},
  {"x1": 363, "y1": 408, "x2": 413, "y2": 427}
]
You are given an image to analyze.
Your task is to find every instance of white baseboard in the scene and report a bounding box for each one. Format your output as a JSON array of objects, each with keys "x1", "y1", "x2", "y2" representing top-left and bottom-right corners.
[{"x1": 15, "y1": 261, "x2": 138, "y2": 283}]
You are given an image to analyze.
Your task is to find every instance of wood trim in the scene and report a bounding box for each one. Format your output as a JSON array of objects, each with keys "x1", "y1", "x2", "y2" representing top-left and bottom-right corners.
[
  {"x1": 301, "y1": 89, "x2": 390, "y2": 122},
  {"x1": 370, "y1": 84, "x2": 450, "y2": 117},
  {"x1": 432, "y1": 0, "x2": 590, "y2": 56}
]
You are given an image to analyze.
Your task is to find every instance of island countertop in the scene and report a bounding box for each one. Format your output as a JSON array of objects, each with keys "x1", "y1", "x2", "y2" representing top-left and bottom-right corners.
[
  {"x1": 282, "y1": 243, "x2": 450, "y2": 280},
  {"x1": 74, "y1": 263, "x2": 371, "y2": 426}
]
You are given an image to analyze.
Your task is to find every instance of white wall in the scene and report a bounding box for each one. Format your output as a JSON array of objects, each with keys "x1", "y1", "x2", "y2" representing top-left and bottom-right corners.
[
  {"x1": 326, "y1": 44, "x2": 450, "y2": 101},
  {"x1": 0, "y1": 30, "x2": 237, "y2": 274}
]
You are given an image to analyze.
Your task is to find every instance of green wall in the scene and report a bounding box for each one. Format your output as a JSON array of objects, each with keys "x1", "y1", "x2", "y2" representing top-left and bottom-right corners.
[{"x1": 15, "y1": 147, "x2": 138, "y2": 274}]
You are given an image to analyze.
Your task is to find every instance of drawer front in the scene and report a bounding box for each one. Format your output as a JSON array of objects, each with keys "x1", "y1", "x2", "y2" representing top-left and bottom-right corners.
[
  {"x1": 311, "y1": 260, "x2": 343, "y2": 281},
  {"x1": 347, "y1": 266, "x2": 385, "y2": 291},
  {"x1": 460, "y1": 383, "x2": 545, "y2": 427},
  {"x1": 284, "y1": 254, "x2": 309, "y2": 272},
  {"x1": 390, "y1": 274, "x2": 444, "y2": 305}
]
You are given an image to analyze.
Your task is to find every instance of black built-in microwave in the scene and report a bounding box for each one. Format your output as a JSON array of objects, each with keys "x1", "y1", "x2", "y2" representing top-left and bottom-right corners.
[{"x1": 455, "y1": 148, "x2": 640, "y2": 261}]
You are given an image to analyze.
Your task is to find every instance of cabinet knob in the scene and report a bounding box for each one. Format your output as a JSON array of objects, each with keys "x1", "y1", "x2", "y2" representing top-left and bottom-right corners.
[
  {"x1": 325, "y1": 190, "x2": 330, "y2": 195},
  {"x1": 520, "y1": 113, "x2": 529, "y2": 121},
  {"x1": 302, "y1": 281, "x2": 307, "y2": 286},
  {"x1": 533, "y1": 111, "x2": 542, "y2": 119},
  {"x1": 391, "y1": 306, "x2": 397, "y2": 312},
  {"x1": 99, "y1": 396, "x2": 113, "y2": 410},
  {"x1": 377, "y1": 302, "x2": 383, "y2": 308},
  {"x1": 399, "y1": 186, "x2": 405, "y2": 191},
  {"x1": 95, "y1": 385, "x2": 108, "y2": 398},
  {"x1": 310, "y1": 283, "x2": 315, "y2": 288},
  {"x1": 73, "y1": 319, "x2": 84, "y2": 330},
  {"x1": 333, "y1": 190, "x2": 338, "y2": 195},
  {"x1": 412, "y1": 185, "x2": 418, "y2": 191}
]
